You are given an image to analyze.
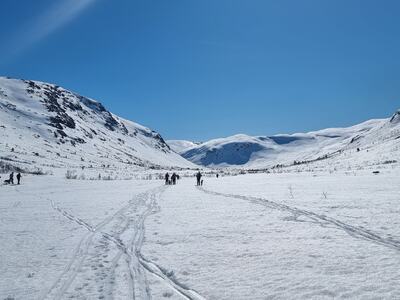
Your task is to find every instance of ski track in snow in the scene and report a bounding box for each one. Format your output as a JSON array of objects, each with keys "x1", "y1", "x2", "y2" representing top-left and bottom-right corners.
[
  {"x1": 42, "y1": 185, "x2": 206, "y2": 300},
  {"x1": 198, "y1": 187, "x2": 400, "y2": 253}
]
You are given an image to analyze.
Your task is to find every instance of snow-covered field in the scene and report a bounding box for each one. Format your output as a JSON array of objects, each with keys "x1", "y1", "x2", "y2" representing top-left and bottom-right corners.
[{"x1": 1, "y1": 167, "x2": 399, "y2": 299}]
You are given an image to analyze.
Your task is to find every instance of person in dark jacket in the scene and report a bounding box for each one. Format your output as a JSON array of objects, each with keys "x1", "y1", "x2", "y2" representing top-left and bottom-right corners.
[
  {"x1": 9, "y1": 172, "x2": 14, "y2": 185},
  {"x1": 165, "y1": 173, "x2": 170, "y2": 185},
  {"x1": 171, "y1": 173, "x2": 177, "y2": 185},
  {"x1": 16, "y1": 173, "x2": 21, "y2": 185},
  {"x1": 196, "y1": 171, "x2": 202, "y2": 186}
]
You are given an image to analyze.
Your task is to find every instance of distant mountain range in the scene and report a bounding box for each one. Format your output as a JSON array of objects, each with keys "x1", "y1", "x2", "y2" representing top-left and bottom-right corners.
[
  {"x1": 0, "y1": 77, "x2": 194, "y2": 172},
  {"x1": 1, "y1": 76, "x2": 398, "y2": 173},
  {"x1": 168, "y1": 110, "x2": 400, "y2": 169}
]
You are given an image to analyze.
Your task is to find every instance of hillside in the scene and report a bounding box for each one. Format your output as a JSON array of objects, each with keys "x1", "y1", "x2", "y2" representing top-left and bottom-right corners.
[
  {"x1": 0, "y1": 77, "x2": 194, "y2": 173},
  {"x1": 174, "y1": 112, "x2": 400, "y2": 169}
]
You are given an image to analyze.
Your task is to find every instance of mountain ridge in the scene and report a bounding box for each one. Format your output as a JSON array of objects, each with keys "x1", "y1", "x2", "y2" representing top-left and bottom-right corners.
[
  {"x1": 0, "y1": 77, "x2": 194, "y2": 172},
  {"x1": 169, "y1": 112, "x2": 400, "y2": 169}
]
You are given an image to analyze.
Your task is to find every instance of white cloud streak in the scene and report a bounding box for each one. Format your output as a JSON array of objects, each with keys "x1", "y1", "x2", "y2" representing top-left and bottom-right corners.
[
  {"x1": 2, "y1": 0, "x2": 97, "y2": 64},
  {"x1": 26, "y1": 0, "x2": 97, "y2": 44}
]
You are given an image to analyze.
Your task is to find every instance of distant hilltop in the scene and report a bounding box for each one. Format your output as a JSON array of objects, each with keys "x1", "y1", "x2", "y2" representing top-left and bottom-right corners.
[{"x1": 168, "y1": 110, "x2": 400, "y2": 169}]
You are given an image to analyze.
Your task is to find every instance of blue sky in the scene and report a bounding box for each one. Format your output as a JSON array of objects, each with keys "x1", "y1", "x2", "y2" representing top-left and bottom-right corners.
[{"x1": 1, "y1": 0, "x2": 399, "y2": 141}]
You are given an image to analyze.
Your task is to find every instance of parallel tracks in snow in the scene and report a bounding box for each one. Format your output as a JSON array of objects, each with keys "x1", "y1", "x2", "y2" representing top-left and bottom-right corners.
[
  {"x1": 42, "y1": 185, "x2": 206, "y2": 300},
  {"x1": 198, "y1": 187, "x2": 400, "y2": 253},
  {"x1": 43, "y1": 193, "x2": 143, "y2": 299}
]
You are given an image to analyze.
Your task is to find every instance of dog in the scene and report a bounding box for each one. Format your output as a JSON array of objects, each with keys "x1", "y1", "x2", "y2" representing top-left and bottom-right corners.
[
  {"x1": 3, "y1": 179, "x2": 11, "y2": 185},
  {"x1": 200, "y1": 179, "x2": 204, "y2": 186}
]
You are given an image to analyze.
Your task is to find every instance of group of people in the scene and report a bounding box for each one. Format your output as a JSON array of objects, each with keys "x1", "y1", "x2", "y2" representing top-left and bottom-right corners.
[
  {"x1": 164, "y1": 171, "x2": 220, "y2": 186},
  {"x1": 2, "y1": 172, "x2": 22, "y2": 185},
  {"x1": 165, "y1": 172, "x2": 179, "y2": 185}
]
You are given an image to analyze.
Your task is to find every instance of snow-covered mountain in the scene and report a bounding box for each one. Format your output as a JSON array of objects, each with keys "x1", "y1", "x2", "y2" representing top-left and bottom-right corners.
[
  {"x1": 0, "y1": 77, "x2": 194, "y2": 172},
  {"x1": 167, "y1": 140, "x2": 200, "y2": 154},
  {"x1": 175, "y1": 112, "x2": 400, "y2": 169}
]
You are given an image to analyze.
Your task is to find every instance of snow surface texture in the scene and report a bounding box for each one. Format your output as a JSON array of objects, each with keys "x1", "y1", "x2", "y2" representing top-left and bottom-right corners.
[
  {"x1": 0, "y1": 77, "x2": 194, "y2": 173},
  {"x1": 172, "y1": 112, "x2": 400, "y2": 168},
  {"x1": 1, "y1": 168, "x2": 400, "y2": 299}
]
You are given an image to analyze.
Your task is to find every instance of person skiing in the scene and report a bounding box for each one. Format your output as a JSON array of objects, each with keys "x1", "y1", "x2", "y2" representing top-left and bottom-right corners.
[
  {"x1": 196, "y1": 171, "x2": 202, "y2": 186},
  {"x1": 165, "y1": 172, "x2": 170, "y2": 185},
  {"x1": 16, "y1": 173, "x2": 21, "y2": 185},
  {"x1": 216, "y1": 174, "x2": 219, "y2": 178},
  {"x1": 9, "y1": 172, "x2": 14, "y2": 185}
]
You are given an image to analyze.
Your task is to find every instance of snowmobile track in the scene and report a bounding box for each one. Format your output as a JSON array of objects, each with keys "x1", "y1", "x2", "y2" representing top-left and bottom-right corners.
[{"x1": 198, "y1": 187, "x2": 400, "y2": 253}]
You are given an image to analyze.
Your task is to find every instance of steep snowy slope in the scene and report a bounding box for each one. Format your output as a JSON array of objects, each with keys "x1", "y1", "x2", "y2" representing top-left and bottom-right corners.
[
  {"x1": 179, "y1": 112, "x2": 400, "y2": 168},
  {"x1": 0, "y1": 77, "x2": 194, "y2": 171}
]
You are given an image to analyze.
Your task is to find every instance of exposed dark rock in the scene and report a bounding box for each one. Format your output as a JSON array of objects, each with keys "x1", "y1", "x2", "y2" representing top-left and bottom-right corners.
[
  {"x1": 350, "y1": 135, "x2": 363, "y2": 144},
  {"x1": 63, "y1": 98, "x2": 83, "y2": 112},
  {"x1": 73, "y1": 137, "x2": 85, "y2": 144},
  {"x1": 57, "y1": 129, "x2": 67, "y2": 138},
  {"x1": 104, "y1": 112, "x2": 119, "y2": 131},
  {"x1": 390, "y1": 110, "x2": 400, "y2": 124},
  {"x1": 79, "y1": 96, "x2": 107, "y2": 112}
]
